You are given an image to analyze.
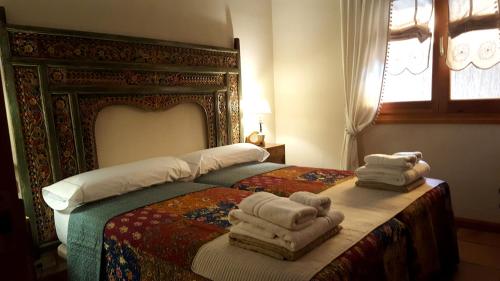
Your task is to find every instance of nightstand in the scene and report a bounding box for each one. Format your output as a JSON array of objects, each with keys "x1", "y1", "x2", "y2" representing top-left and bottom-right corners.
[{"x1": 264, "y1": 143, "x2": 285, "y2": 164}]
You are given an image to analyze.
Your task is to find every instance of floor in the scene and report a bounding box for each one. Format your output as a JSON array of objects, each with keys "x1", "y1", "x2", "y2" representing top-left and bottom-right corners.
[{"x1": 452, "y1": 228, "x2": 500, "y2": 281}]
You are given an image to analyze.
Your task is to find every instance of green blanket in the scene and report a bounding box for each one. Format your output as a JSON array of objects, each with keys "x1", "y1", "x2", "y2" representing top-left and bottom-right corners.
[
  {"x1": 195, "y1": 162, "x2": 287, "y2": 187},
  {"x1": 67, "y1": 182, "x2": 215, "y2": 281}
]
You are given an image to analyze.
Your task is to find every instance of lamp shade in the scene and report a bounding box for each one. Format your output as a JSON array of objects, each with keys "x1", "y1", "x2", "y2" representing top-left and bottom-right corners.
[
  {"x1": 242, "y1": 98, "x2": 271, "y2": 114},
  {"x1": 255, "y1": 99, "x2": 271, "y2": 114}
]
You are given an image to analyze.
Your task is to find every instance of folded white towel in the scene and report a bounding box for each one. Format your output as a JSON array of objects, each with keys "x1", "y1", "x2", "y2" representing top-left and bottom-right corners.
[
  {"x1": 355, "y1": 160, "x2": 430, "y2": 186},
  {"x1": 229, "y1": 209, "x2": 344, "y2": 251},
  {"x1": 289, "y1": 191, "x2": 331, "y2": 216},
  {"x1": 364, "y1": 164, "x2": 408, "y2": 172},
  {"x1": 393, "y1": 151, "x2": 423, "y2": 161},
  {"x1": 358, "y1": 160, "x2": 430, "y2": 177},
  {"x1": 238, "y1": 192, "x2": 318, "y2": 230},
  {"x1": 364, "y1": 154, "x2": 417, "y2": 168}
]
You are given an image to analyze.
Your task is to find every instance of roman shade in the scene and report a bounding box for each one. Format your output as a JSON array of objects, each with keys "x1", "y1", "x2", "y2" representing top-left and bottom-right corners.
[
  {"x1": 447, "y1": 0, "x2": 500, "y2": 70},
  {"x1": 387, "y1": 0, "x2": 434, "y2": 75}
]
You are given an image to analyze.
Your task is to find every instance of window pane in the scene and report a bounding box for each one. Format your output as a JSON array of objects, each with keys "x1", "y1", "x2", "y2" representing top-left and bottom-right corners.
[
  {"x1": 383, "y1": 63, "x2": 433, "y2": 102},
  {"x1": 383, "y1": 37, "x2": 434, "y2": 103},
  {"x1": 384, "y1": 0, "x2": 434, "y2": 103},
  {"x1": 451, "y1": 63, "x2": 500, "y2": 100}
]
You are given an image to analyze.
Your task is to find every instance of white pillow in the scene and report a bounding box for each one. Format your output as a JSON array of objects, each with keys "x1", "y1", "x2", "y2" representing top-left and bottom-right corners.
[
  {"x1": 178, "y1": 143, "x2": 270, "y2": 178},
  {"x1": 42, "y1": 156, "x2": 192, "y2": 212}
]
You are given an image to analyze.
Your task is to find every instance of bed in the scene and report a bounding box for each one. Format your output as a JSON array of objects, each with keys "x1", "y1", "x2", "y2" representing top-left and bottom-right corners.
[
  {"x1": 196, "y1": 162, "x2": 459, "y2": 280},
  {"x1": 0, "y1": 12, "x2": 458, "y2": 281},
  {"x1": 49, "y1": 161, "x2": 457, "y2": 281}
]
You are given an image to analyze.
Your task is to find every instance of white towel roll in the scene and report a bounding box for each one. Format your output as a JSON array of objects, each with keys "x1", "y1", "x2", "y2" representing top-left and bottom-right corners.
[
  {"x1": 393, "y1": 151, "x2": 423, "y2": 161},
  {"x1": 364, "y1": 154, "x2": 417, "y2": 168},
  {"x1": 289, "y1": 191, "x2": 331, "y2": 216}
]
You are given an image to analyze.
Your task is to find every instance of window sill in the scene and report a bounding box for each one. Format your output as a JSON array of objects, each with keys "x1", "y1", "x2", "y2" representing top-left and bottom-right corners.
[{"x1": 376, "y1": 113, "x2": 500, "y2": 124}]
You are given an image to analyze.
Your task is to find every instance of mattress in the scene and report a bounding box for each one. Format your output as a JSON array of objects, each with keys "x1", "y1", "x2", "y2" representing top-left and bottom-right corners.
[{"x1": 54, "y1": 210, "x2": 70, "y2": 246}]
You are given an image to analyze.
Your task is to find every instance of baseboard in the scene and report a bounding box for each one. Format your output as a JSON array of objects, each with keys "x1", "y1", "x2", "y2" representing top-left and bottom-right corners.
[{"x1": 455, "y1": 217, "x2": 500, "y2": 233}]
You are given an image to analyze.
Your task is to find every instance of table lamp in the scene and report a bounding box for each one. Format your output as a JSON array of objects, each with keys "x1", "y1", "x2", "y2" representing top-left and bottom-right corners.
[
  {"x1": 244, "y1": 98, "x2": 271, "y2": 146},
  {"x1": 256, "y1": 99, "x2": 271, "y2": 134}
]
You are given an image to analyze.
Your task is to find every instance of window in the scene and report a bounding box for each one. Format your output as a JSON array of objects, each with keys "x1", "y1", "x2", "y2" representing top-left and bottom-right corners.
[{"x1": 379, "y1": 0, "x2": 500, "y2": 123}]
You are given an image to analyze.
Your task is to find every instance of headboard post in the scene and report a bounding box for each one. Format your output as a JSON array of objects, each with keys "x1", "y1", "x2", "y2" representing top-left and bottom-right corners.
[
  {"x1": 0, "y1": 10, "x2": 242, "y2": 250},
  {"x1": 234, "y1": 38, "x2": 244, "y2": 142},
  {"x1": 0, "y1": 8, "x2": 42, "y2": 247}
]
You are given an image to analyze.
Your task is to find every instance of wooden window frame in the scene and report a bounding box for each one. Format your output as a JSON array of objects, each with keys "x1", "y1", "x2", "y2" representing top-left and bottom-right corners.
[{"x1": 377, "y1": 0, "x2": 500, "y2": 124}]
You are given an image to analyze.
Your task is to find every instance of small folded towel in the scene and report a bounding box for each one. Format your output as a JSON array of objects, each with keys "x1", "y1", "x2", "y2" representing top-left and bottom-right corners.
[
  {"x1": 393, "y1": 151, "x2": 423, "y2": 161},
  {"x1": 289, "y1": 191, "x2": 331, "y2": 216},
  {"x1": 229, "y1": 209, "x2": 344, "y2": 251},
  {"x1": 229, "y1": 225, "x2": 342, "y2": 261},
  {"x1": 356, "y1": 177, "x2": 426, "y2": 192},
  {"x1": 238, "y1": 192, "x2": 318, "y2": 230},
  {"x1": 364, "y1": 154, "x2": 417, "y2": 168},
  {"x1": 355, "y1": 160, "x2": 430, "y2": 186}
]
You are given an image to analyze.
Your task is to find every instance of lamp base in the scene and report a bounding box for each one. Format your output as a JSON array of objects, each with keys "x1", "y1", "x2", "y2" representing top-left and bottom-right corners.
[{"x1": 245, "y1": 131, "x2": 266, "y2": 146}]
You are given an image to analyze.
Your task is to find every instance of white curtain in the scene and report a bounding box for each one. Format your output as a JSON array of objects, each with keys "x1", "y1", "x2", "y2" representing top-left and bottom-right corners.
[
  {"x1": 340, "y1": 0, "x2": 391, "y2": 170},
  {"x1": 447, "y1": 0, "x2": 500, "y2": 70}
]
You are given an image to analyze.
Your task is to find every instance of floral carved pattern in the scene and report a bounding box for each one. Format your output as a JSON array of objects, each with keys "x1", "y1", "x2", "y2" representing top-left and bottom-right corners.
[
  {"x1": 228, "y1": 74, "x2": 241, "y2": 143},
  {"x1": 78, "y1": 94, "x2": 216, "y2": 171},
  {"x1": 217, "y1": 92, "x2": 228, "y2": 145},
  {"x1": 52, "y1": 95, "x2": 78, "y2": 178},
  {"x1": 48, "y1": 68, "x2": 225, "y2": 88},
  {"x1": 10, "y1": 32, "x2": 238, "y2": 68},
  {"x1": 13, "y1": 66, "x2": 56, "y2": 243}
]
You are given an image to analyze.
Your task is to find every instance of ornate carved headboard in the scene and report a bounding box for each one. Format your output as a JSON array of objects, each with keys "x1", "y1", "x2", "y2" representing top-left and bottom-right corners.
[{"x1": 0, "y1": 10, "x2": 242, "y2": 249}]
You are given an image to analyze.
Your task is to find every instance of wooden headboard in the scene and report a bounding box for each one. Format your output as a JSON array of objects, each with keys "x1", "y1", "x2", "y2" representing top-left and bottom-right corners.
[{"x1": 0, "y1": 9, "x2": 242, "y2": 249}]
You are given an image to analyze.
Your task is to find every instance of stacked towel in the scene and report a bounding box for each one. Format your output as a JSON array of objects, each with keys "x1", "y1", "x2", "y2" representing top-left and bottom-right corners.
[
  {"x1": 229, "y1": 209, "x2": 344, "y2": 250},
  {"x1": 355, "y1": 152, "x2": 429, "y2": 192},
  {"x1": 237, "y1": 192, "x2": 318, "y2": 230},
  {"x1": 229, "y1": 192, "x2": 343, "y2": 260}
]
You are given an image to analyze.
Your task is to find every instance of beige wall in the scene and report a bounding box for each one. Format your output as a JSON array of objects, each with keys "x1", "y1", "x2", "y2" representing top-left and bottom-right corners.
[
  {"x1": 229, "y1": 2, "x2": 276, "y2": 140},
  {"x1": 359, "y1": 124, "x2": 500, "y2": 224},
  {"x1": 272, "y1": 0, "x2": 346, "y2": 168},
  {"x1": 0, "y1": 0, "x2": 276, "y2": 143}
]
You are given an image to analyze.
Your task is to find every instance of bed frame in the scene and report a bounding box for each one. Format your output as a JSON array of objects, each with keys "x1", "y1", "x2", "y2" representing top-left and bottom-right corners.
[{"x1": 0, "y1": 7, "x2": 242, "y2": 250}]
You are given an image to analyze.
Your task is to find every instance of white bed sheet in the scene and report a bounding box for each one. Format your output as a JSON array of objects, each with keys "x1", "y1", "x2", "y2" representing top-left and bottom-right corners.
[{"x1": 54, "y1": 210, "x2": 70, "y2": 245}]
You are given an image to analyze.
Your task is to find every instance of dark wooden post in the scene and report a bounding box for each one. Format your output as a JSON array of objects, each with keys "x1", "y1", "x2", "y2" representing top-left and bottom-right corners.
[
  {"x1": 0, "y1": 6, "x2": 36, "y2": 281},
  {"x1": 233, "y1": 38, "x2": 244, "y2": 142}
]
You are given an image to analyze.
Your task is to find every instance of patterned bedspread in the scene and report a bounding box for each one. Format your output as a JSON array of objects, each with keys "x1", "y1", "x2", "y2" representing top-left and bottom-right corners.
[
  {"x1": 103, "y1": 187, "x2": 250, "y2": 281},
  {"x1": 102, "y1": 166, "x2": 458, "y2": 281},
  {"x1": 232, "y1": 166, "x2": 354, "y2": 196}
]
